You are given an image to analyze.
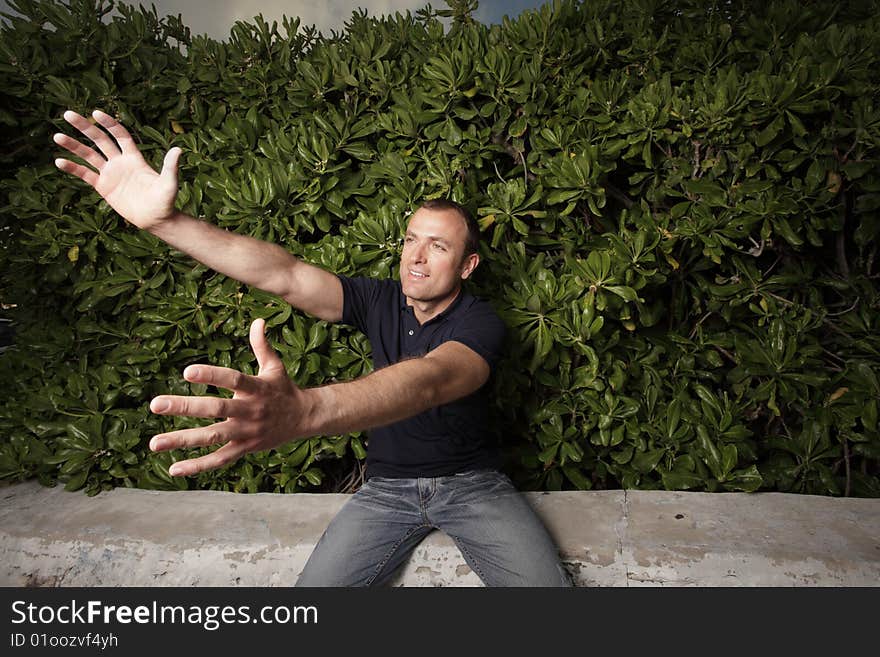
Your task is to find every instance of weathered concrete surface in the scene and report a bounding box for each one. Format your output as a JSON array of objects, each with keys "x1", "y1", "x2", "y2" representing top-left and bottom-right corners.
[{"x1": 1, "y1": 480, "x2": 878, "y2": 586}]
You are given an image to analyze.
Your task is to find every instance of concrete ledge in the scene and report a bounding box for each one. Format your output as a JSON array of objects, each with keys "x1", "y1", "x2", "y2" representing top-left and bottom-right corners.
[{"x1": 1, "y1": 480, "x2": 878, "y2": 586}]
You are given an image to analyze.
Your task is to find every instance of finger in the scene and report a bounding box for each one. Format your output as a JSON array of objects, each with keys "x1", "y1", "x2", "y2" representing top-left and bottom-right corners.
[
  {"x1": 150, "y1": 394, "x2": 246, "y2": 419},
  {"x1": 249, "y1": 318, "x2": 283, "y2": 374},
  {"x1": 53, "y1": 132, "x2": 106, "y2": 171},
  {"x1": 150, "y1": 420, "x2": 233, "y2": 452},
  {"x1": 168, "y1": 441, "x2": 249, "y2": 477},
  {"x1": 92, "y1": 109, "x2": 141, "y2": 155},
  {"x1": 62, "y1": 109, "x2": 121, "y2": 159},
  {"x1": 182, "y1": 363, "x2": 258, "y2": 395},
  {"x1": 54, "y1": 158, "x2": 99, "y2": 188},
  {"x1": 160, "y1": 146, "x2": 181, "y2": 188}
]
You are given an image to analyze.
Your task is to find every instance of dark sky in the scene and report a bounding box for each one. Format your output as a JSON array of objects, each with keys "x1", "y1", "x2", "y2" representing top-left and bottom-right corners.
[{"x1": 0, "y1": 1, "x2": 552, "y2": 39}]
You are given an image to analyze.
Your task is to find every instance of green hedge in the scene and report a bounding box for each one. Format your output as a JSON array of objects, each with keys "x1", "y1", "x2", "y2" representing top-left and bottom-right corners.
[{"x1": 1, "y1": 0, "x2": 879, "y2": 496}]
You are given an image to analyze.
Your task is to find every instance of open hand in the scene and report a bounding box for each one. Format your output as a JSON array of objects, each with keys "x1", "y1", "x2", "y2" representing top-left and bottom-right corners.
[
  {"x1": 54, "y1": 109, "x2": 181, "y2": 230},
  {"x1": 149, "y1": 319, "x2": 312, "y2": 477}
]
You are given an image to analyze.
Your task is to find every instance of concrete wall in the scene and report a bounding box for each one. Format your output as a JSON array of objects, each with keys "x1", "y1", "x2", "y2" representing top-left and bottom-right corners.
[{"x1": 1, "y1": 480, "x2": 878, "y2": 586}]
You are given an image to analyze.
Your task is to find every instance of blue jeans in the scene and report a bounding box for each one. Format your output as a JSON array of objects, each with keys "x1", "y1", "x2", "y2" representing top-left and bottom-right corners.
[{"x1": 295, "y1": 469, "x2": 572, "y2": 587}]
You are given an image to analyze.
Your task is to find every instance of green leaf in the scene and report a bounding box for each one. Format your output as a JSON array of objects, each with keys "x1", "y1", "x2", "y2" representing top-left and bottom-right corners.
[
  {"x1": 755, "y1": 115, "x2": 784, "y2": 147},
  {"x1": 302, "y1": 468, "x2": 323, "y2": 486},
  {"x1": 631, "y1": 448, "x2": 664, "y2": 474},
  {"x1": 722, "y1": 465, "x2": 763, "y2": 492},
  {"x1": 666, "y1": 399, "x2": 682, "y2": 439},
  {"x1": 660, "y1": 470, "x2": 703, "y2": 490},
  {"x1": 862, "y1": 401, "x2": 877, "y2": 431},
  {"x1": 720, "y1": 444, "x2": 737, "y2": 479},
  {"x1": 538, "y1": 443, "x2": 559, "y2": 464},
  {"x1": 509, "y1": 116, "x2": 528, "y2": 137},
  {"x1": 773, "y1": 217, "x2": 803, "y2": 246},
  {"x1": 697, "y1": 425, "x2": 724, "y2": 479},
  {"x1": 350, "y1": 436, "x2": 366, "y2": 460},
  {"x1": 562, "y1": 465, "x2": 592, "y2": 490},
  {"x1": 64, "y1": 469, "x2": 90, "y2": 492},
  {"x1": 604, "y1": 286, "x2": 639, "y2": 302}
]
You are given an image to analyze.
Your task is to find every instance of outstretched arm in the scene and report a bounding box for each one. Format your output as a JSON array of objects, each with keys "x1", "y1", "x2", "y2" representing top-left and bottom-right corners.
[
  {"x1": 149, "y1": 318, "x2": 490, "y2": 477},
  {"x1": 54, "y1": 110, "x2": 342, "y2": 321}
]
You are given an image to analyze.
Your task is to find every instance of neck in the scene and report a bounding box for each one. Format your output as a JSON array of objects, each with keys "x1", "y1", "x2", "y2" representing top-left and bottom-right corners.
[{"x1": 407, "y1": 287, "x2": 462, "y2": 325}]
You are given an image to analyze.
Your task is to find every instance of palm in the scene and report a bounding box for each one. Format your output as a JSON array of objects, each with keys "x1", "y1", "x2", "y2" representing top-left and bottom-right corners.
[
  {"x1": 54, "y1": 109, "x2": 180, "y2": 230},
  {"x1": 97, "y1": 153, "x2": 176, "y2": 228},
  {"x1": 148, "y1": 319, "x2": 304, "y2": 477}
]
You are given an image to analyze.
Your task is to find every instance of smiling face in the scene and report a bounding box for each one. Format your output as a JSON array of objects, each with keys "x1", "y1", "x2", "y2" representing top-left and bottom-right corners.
[{"x1": 399, "y1": 206, "x2": 479, "y2": 321}]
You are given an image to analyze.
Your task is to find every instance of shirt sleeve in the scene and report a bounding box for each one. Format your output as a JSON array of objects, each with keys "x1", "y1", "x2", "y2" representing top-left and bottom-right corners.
[
  {"x1": 446, "y1": 301, "x2": 507, "y2": 374},
  {"x1": 336, "y1": 275, "x2": 383, "y2": 335}
]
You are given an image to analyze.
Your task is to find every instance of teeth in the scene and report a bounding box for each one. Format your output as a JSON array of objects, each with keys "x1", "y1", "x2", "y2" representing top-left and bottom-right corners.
[{"x1": 410, "y1": 270, "x2": 427, "y2": 278}]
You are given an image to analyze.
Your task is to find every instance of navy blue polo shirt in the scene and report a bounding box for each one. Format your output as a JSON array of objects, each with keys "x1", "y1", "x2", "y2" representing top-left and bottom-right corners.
[{"x1": 337, "y1": 275, "x2": 506, "y2": 479}]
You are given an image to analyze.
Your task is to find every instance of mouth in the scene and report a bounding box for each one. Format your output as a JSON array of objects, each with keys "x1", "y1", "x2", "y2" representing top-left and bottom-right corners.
[{"x1": 408, "y1": 269, "x2": 429, "y2": 279}]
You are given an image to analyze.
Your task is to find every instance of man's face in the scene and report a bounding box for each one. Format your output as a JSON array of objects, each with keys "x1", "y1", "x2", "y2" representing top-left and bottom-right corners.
[{"x1": 399, "y1": 207, "x2": 478, "y2": 306}]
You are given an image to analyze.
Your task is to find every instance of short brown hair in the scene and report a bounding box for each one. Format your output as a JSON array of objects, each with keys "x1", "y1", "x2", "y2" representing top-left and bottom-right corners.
[{"x1": 418, "y1": 199, "x2": 480, "y2": 256}]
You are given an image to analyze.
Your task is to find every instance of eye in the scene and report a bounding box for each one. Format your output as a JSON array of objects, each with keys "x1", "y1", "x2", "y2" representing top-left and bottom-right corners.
[{"x1": 432, "y1": 243, "x2": 447, "y2": 251}]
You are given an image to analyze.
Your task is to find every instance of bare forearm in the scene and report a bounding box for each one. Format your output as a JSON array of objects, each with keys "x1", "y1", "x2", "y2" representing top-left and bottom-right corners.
[
  {"x1": 150, "y1": 211, "x2": 296, "y2": 297},
  {"x1": 303, "y1": 357, "x2": 449, "y2": 437},
  {"x1": 148, "y1": 326, "x2": 488, "y2": 477}
]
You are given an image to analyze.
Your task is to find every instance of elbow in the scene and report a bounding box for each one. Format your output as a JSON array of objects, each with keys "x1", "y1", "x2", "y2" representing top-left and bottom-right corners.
[
  {"x1": 410, "y1": 342, "x2": 490, "y2": 410},
  {"x1": 277, "y1": 259, "x2": 302, "y2": 303},
  {"x1": 424, "y1": 375, "x2": 446, "y2": 410},
  {"x1": 414, "y1": 359, "x2": 453, "y2": 410},
  {"x1": 419, "y1": 359, "x2": 483, "y2": 409}
]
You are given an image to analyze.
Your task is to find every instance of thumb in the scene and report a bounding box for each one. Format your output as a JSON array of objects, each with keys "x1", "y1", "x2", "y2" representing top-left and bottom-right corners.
[
  {"x1": 249, "y1": 318, "x2": 283, "y2": 374},
  {"x1": 160, "y1": 146, "x2": 181, "y2": 186}
]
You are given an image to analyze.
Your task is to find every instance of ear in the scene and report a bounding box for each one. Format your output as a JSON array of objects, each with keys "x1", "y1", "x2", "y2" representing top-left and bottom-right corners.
[{"x1": 460, "y1": 252, "x2": 480, "y2": 280}]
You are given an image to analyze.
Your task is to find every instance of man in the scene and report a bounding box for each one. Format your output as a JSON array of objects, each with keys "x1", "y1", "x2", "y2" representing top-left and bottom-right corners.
[{"x1": 54, "y1": 109, "x2": 571, "y2": 587}]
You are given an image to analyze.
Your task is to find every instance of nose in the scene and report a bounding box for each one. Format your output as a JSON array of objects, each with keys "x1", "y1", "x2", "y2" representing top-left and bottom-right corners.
[{"x1": 410, "y1": 242, "x2": 427, "y2": 263}]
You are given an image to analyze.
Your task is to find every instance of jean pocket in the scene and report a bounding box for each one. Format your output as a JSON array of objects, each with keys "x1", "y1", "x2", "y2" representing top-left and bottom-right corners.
[
  {"x1": 444, "y1": 469, "x2": 514, "y2": 503},
  {"x1": 452, "y1": 469, "x2": 498, "y2": 479},
  {"x1": 451, "y1": 469, "x2": 512, "y2": 489}
]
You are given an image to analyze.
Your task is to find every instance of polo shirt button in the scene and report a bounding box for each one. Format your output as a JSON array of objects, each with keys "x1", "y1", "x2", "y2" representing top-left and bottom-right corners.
[{"x1": 408, "y1": 330, "x2": 414, "y2": 336}]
